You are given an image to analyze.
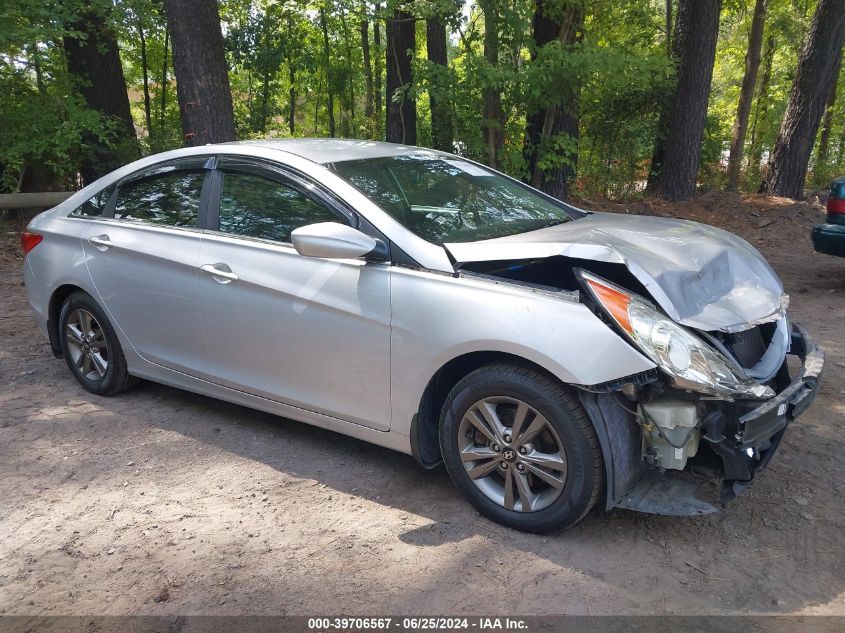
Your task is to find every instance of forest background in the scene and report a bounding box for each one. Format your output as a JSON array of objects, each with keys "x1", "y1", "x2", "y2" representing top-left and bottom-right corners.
[{"x1": 2, "y1": 0, "x2": 844, "y2": 204}]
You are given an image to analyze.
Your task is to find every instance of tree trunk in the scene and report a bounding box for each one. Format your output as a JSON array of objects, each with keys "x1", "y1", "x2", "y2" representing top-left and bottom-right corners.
[
  {"x1": 362, "y1": 19, "x2": 374, "y2": 130},
  {"x1": 258, "y1": 71, "x2": 270, "y2": 134},
  {"x1": 748, "y1": 34, "x2": 775, "y2": 177},
  {"x1": 524, "y1": 1, "x2": 583, "y2": 200},
  {"x1": 164, "y1": 0, "x2": 236, "y2": 146},
  {"x1": 374, "y1": 3, "x2": 383, "y2": 137},
  {"x1": 766, "y1": 0, "x2": 845, "y2": 198},
  {"x1": 287, "y1": 15, "x2": 296, "y2": 135},
  {"x1": 159, "y1": 25, "x2": 169, "y2": 135},
  {"x1": 816, "y1": 55, "x2": 842, "y2": 166},
  {"x1": 726, "y1": 0, "x2": 768, "y2": 190},
  {"x1": 137, "y1": 16, "x2": 153, "y2": 139},
  {"x1": 839, "y1": 120, "x2": 845, "y2": 163},
  {"x1": 29, "y1": 43, "x2": 45, "y2": 96},
  {"x1": 385, "y1": 10, "x2": 416, "y2": 144},
  {"x1": 479, "y1": 0, "x2": 503, "y2": 168},
  {"x1": 319, "y1": 7, "x2": 336, "y2": 138},
  {"x1": 288, "y1": 61, "x2": 296, "y2": 135},
  {"x1": 665, "y1": 0, "x2": 672, "y2": 56},
  {"x1": 426, "y1": 16, "x2": 453, "y2": 151},
  {"x1": 256, "y1": 16, "x2": 272, "y2": 134},
  {"x1": 338, "y1": 8, "x2": 355, "y2": 134},
  {"x1": 646, "y1": 0, "x2": 690, "y2": 191},
  {"x1": 63, "y1": 0, "x2": 138, "y2": 183},
  {"x1": 657, "y1": 0, "x2": 721, "y2": 201}
]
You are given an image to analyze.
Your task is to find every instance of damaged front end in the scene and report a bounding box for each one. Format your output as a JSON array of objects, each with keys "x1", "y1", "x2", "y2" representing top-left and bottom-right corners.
[
  {"x1": 577, "y1": 275, "x2": 824, "y2": 516},
  {"x1": 580, "y1": 321, "x2": 823, "y2": 516},
  {"x1": 447, "y1": 214, "x2": 824, "y2": 516}
]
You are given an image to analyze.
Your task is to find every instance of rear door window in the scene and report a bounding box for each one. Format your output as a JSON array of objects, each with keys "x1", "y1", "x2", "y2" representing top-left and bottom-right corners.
[
  {"x1": 113, "y1": 170, "x2": 205, "y2": 227},
  {"x1": 71, "y1": 186, "x2": 114, "y2": 217}
]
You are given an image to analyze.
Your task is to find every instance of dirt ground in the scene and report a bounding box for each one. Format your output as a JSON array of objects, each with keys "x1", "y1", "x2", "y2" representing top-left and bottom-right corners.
[{"x1": 0, "y1": 192, "x2": 843, "y2": 616}]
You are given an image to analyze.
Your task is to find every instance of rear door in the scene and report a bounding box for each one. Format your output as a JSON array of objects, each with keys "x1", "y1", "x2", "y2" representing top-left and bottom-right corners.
[
  {"x1": 195, "y1": 157, "x2": 392, "y2": 430},
  {"x1": 82, "y1": 157, "x2": 213, "y2": 374}
]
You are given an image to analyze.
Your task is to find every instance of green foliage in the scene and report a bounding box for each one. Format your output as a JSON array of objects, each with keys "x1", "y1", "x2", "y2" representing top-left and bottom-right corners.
[
  {"x1": 569, "y1": 1, "x2": 672, "y2": 197},
  {"x1": 118, "y1": 0, "x2": 181, "y2": 152},
  {"x1": 0, "y1": 72, "x2": 114, "y2": 192},
  {"x1": 0, "y1": 0, "x2": 128, "y2": 192},
  {"x1": 2, "y1": 0, "x2": 843, "y2": 200}
]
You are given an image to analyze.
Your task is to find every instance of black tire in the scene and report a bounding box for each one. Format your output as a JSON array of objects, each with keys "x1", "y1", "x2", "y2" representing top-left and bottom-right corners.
[
  {"x1": 439, "y1": 364, "x2": 603, "y2": 533},
  {"x1": 58, "y1": 291, "x2": 138, "y2": 396}
]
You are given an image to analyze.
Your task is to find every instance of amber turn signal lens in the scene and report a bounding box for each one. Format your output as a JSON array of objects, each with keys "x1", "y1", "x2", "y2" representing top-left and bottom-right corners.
[{"x1": 586, "y1": 278, "x2": 633, "y2": 334}]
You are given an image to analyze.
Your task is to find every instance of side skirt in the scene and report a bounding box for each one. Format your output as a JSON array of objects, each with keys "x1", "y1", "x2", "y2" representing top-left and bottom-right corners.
[{"x1": 127, "y1": 356, "x2": 413, "y2": 456}]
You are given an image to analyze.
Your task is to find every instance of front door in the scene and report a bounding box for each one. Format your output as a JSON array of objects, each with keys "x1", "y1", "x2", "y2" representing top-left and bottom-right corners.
[{"x1": 196, "y1": 159, "x2": 392, "y2": 430}]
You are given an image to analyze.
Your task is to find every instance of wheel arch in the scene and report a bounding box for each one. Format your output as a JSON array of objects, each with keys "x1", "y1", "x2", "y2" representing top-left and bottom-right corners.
[
  {"x1": 47, "y1": 284, "x2": 88, "y2": 356},
  {"x1": 410, "y1": 351, "x2": 571, "y2": 469}
]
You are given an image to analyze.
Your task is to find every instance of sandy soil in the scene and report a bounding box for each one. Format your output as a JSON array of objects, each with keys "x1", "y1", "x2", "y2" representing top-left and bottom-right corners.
[{"x1": 0, "y1": 192, "x2": 843, "y2": 616}]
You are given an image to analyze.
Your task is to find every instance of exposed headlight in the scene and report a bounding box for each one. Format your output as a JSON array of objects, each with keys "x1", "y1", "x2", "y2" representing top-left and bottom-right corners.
[{"x1": 579, "y1": 271, "x2": 774, "y2": 400}]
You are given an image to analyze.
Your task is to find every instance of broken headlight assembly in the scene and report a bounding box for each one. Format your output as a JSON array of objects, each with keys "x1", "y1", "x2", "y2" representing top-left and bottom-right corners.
[{"x1": 578, "y1": 271, "x2": 775, "y2": 400}]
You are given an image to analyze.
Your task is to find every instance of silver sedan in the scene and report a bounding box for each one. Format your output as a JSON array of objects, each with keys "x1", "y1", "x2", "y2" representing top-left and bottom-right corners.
[{"x1": 22, "y1": 139, "x2": 824, "y2": 532}]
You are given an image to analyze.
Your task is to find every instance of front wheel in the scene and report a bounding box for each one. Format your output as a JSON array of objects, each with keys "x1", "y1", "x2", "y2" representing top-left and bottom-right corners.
[{"x1": 439, "y1": 364, "x2": 603, "y2": 533}]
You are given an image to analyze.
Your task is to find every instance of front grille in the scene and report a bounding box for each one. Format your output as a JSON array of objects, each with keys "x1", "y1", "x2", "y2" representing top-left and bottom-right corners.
[{"x1": 721, "y1": 321, "x2": 777, "y2": 370}]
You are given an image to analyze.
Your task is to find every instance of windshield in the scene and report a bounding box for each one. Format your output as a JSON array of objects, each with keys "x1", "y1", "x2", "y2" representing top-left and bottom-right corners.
[{"x1": 330, "y1": 154, "x2": 577, "y2": 243}]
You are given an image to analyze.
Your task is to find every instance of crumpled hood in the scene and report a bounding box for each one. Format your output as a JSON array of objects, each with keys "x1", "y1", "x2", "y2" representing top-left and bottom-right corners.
[{"x1": 445, "y1": 212, "x2": 787, "y2": 333}]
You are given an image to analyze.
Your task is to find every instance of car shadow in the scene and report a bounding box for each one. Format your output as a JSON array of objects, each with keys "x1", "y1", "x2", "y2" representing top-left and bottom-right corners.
[{"x1": 73, "y1": 373, "x2": 845, "y2": 615}]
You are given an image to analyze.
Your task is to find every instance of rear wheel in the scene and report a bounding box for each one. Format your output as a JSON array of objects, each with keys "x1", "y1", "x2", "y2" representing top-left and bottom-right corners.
[
  {"x1": 440, "y1": 364, "x2": 603, "y2": 533},
  {"x1": 59, "y1": 292, "x2": 137, "y2": 395}
]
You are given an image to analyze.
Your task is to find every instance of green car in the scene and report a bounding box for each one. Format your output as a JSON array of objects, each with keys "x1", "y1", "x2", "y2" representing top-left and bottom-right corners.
[{"x1": 812, "y1": 176, "x2": 845, "y2": 257}]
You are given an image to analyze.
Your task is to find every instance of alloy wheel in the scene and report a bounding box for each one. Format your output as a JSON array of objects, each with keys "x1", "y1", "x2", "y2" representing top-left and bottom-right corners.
[
  {"x1": 457, "y1": 396, "x2": 568, "y2": 512},
  {"x1": 65, "y1": 308, "x2": 109, "y2": 382}
]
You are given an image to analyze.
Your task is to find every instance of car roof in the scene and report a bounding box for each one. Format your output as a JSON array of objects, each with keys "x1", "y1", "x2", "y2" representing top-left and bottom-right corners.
[{"x1": 229, "y1": 138, "x2": 437, "y2": 164}]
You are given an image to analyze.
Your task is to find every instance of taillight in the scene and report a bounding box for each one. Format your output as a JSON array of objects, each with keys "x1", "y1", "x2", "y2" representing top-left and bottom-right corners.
[
  {"x1": 827, "y1": 197, "x2": 845, "y2": 214},
  {"x1": 21, "y1": 231, "x2": 43, "y2": 255}
]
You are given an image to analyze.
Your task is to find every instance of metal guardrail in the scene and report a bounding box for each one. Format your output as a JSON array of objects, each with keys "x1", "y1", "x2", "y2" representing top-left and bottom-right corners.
[{"x1": 0, "y1": 192, "x2": 75, "y2": 211}]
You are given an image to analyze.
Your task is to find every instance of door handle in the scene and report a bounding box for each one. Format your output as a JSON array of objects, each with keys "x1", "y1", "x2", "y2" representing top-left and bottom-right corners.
[
  {"x1": 88, "y1": 234, "x2": 112, "y2": 251},
  {"x1": 201, "y1": 263, "x2": 239, "y2": 283}
]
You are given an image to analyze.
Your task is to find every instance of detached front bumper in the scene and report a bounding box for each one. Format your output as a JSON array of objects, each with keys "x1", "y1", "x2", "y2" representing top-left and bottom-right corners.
[{"x1": 702, "y1": 322, "x2": 824, "y2": 502}]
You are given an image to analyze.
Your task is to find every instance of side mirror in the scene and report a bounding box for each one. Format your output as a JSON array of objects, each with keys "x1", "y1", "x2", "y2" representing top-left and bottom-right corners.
[{"x1": 291, "y1": 222, "x2": 388, "y2": 262}]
